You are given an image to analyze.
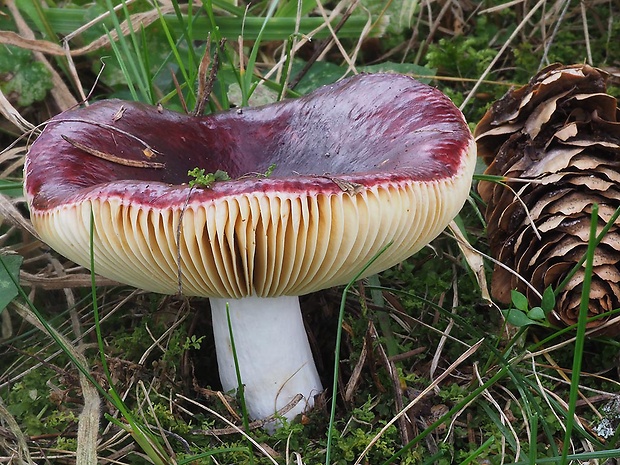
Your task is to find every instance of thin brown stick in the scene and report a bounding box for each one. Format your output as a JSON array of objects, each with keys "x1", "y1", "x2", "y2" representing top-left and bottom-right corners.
[
  {"x1": 319, "y1": 175, "x2": 364, "y2": 195},
  {"x1": 53, "y1": 118, "x2": 162, "y2": 153},
  {"x1": 414, "y1": 0, "x2": 452, "y2": 65},
  {"x1": 170, "y1": 69, "x2": 188, "y2": 114},
  {"x1": 193, "y1": 35, "x2": 213, "y2": 116},
  {"x1": 61, "y1": 135, "x2": 165, "y2": 169},
  {"x1": 19, "y1": 271, "x2": 119, "y2": 289},
  {"x1": 460, "y1": 0, "x2": 547, "y2": 110},
  {"x1": 194, "y1": 38, "x2": 225, "y2": 116},
  {"x1": 181, "y1": 393, "x2": 304, "y2": 436},
  {"x1": 354, "y1": 338, "x2": 485, "y2": 465},
  {"x1": 388, "y1": 347, "x2": 426, "y2": 363},
  {"x1": 368, "y1": 321, "x2": 413, "y2": 445},
  {"x1": 580, "y1": 0, "x2": 593, "y2": 65},
  {"x1": 288, "y1": 0, "x2": 359, "y2": 90},
  {"x1": 176, "y1": 187, "x2": 196, "y2": 296},
  {"x1": 344, "y1": 321, "x2": 369, "y2": 402}
]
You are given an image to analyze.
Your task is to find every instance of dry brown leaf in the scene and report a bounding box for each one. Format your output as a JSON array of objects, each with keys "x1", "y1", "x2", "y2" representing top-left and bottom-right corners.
[
  {"x1": 0, "y1": 89, "x2": 35, "y2": 132},
  {"x1": 449, "y1": 221, "x2": 491, "y2": 302}
]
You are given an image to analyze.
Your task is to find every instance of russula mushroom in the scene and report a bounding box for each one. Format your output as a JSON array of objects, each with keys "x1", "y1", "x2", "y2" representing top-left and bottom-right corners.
[{"x1": 24, "y1": 73, "x2": 476, "y2": 428}]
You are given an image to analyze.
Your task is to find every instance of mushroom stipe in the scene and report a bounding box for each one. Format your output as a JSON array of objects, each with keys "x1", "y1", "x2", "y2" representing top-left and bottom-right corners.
[{"x1": 24, "y1": 73, "x2": 476, "y2": 429}]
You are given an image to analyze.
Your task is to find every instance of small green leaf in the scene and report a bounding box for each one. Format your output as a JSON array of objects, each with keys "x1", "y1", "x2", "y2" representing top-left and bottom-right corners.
[
  {"x1": 502, "y1": 308, "x2": 537, "y2": 327},
  {"x1": 290, "y1": 60, "x2": 343, "y2": 95},
  {"x1": 527, "y1": 306, "x2": 545, "y2": 321},
  {"x1": 0, "y1": 254, "x2": 23, "y2": 313},
  {"x1": 263, "y1": 163, "x2": 276, "y2": 177},
  {"x1": 213, "y1": 170, "x2": 231, "y2": 181},
  {"x1": 187, "y1": 168, "x2": 230, "y2": 188},
  {"x1": 510, "y1": 290, "x2": 529, "y2": 312},
  {"x1": 541, "y1": 286, "x2": 556, "y2": 313}
]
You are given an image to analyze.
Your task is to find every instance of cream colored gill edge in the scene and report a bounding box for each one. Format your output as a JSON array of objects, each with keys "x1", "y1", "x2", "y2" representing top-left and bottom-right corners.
[{"x1": 31, "y1": 141, "x2": 476, "y2": 297}]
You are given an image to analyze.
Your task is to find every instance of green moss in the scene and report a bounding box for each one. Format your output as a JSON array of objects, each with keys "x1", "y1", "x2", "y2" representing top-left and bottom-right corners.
[{"x1": 4, "y1": 367, "x2": 76, "y2": 437}]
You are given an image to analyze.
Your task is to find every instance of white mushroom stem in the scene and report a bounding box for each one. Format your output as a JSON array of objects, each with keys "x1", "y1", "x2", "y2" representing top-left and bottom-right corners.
[{"x1": 209, "y1": 295, "x2": 323, "y2": 428}]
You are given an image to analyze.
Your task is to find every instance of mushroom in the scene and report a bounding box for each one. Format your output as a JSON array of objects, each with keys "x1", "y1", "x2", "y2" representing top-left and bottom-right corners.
[{"x1": 24, "y1": 73, "x2": 476, "y2": 428}]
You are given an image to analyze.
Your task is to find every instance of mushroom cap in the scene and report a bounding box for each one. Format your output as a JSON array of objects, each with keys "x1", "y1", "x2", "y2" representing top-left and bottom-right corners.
[{"x1": 24, "y1": 73, "x2": 476, "y2": 298}]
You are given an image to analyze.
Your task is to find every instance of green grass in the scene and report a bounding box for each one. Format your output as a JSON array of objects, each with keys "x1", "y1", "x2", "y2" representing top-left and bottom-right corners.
[{"x1": 1, "y1": 0, "x2": 620, "y2": 464}]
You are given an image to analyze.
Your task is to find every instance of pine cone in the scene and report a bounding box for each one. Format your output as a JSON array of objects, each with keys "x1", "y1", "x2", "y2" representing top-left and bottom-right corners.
[{"x1": 476, "y1": 63, "x2": 620, "y2": 331}]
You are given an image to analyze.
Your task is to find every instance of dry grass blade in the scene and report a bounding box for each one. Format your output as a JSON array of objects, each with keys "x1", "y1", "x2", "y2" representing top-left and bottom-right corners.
[
  {"x1": 448, "y1": 220, "x2": 490, "y2": 302},
  {"x1": 580, "y1": 1, "x2": 593, "y2": 66},
  {"x1": 472, "y1": 362, "x2": 520, "y2": 463},
  {"x1": 176, "y1": 394, "x2": 280, "y2": 464},
  {"x1": 534, "y1": 336, "x2": 601, "y2": 418},
  {"x1": 367, "y1": 320, "x2": 413, "y2": 445},
  {"x1": 0, "y1": 6, "x2": 175, "y2": 59},
  {"x1": 353, "y1": 339, "x2": 484, "y2": 465},
  {"x1": 0, "y1": 396, "x2": 35, "y2": 464},
  {"x1": 0, "y1": 90, "x2": 35, "y2": 133},
  {"x1": 429, "y1": 273, "x2": 458, "y2": 381},
  {"x1": 185, "y1": 393, "x2": 304, "y2": 436},
  {"x1": 0, "y1": 146, "x2": 27, "y2": 179},
  {"x1": 12, "y1": 301, "x2": 100, "y2": 465},
  {"x1": 194, "y1": 36, "x2": 214, "y2": 116},
  {"x1": 0, "y1": 195, "x2": 39, "y2": 240},
  {"x1": 19, "y1": 271, "x2": 120, "y2": 289},
  {"x1": 0, "y1": 30, "x2": 68, "y2": 55},
  {"x1": 288, "y1": 0, "x2": 363, "y2": 89},
  {"x1": 343, "y1": 321, "x2": 369, "y2": 402},
  {"x1": 136, "y1": 382, "x2": 177, "y2": 461},
  {"x1": 61, "y1": 135, "x2": 166, "y2": 169},
  {"x1": 140, "y1": 311, "x2": 188, "y2": 366},
  {"x1": 313, "y1": 0, "x2": 361, "y2": 74},
  {"x1": 460, "y1": 0, "x2": 546, "y2": 110}
]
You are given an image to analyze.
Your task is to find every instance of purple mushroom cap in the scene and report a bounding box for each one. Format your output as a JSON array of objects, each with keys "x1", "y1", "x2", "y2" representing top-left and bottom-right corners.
[{"x1": 25, "y1": 73, "x2": 475, "y2": 298}]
